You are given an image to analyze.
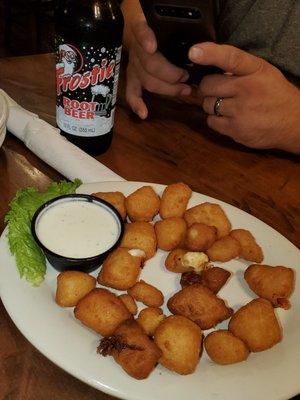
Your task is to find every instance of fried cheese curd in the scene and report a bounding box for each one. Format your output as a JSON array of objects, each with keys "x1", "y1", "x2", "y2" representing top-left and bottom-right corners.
[
  {"x1": 244, "y1": 264, "x2": 295, "y2": 309},
  {"x1": 230, "y1": 229, "x2": 264, "y2": 263},
  {"x1": 184, "y1": 202, "x2": 231, "y2": 239},
  {"x1": 98, "y1": 320, "x2": 161, "y2": 380},
  {"x1": 74, "y1": 288, "x2": 131, "y2": 336},
  {"x1": 180, "y1": 267, "x2": 231, "y2": 294},
  {"x1": 185, "y1": 223, "x2": 217, "y2": 251},
  {"x1": 206, "y1": 235, "x2": 240, "y2": 262},
  {"x1": 180, "y1": 271, "x2": 202, "y2": 288},
  {"x1": 125, "y1": 186, "x2": 160, "y2": 222},
  {"x1": 159, "y1": 182, "x2": 192, "y2": 219},
  {"x1": 137, "y1": 307, "x2": 166, "y2": 336},
  {"x1": 120, "y1": 221, "x2": 157, "y2": 260},
  {"x1": 229, "y1": 298, "x2": 282, "y2": 352},
  {"x1": 165, "y1": 248, "x2": 209, "y2": 273},
  {"x1": 204, "y1": 330, "x2": 250, "y2": 365},
  {"x1": 154, "y1": 315, "x2": 202, "y2": 375},
  {"x1": 92, "y1": 191, "x2": 126, "y2": 220},
  {"x1": 168, "y1": 284, "x2": 233, "y2": 330},
  {"x1": 128, "y1": 280, "x2": 164, "y2": 308},
  {"x1": 201, "y1": 267, "x2": 231, "y2": 293},
  {"x1": 56, "y1": 271, "x2": 96, "y2": 307},
  {"x1": 97, "y1": 247, "x2": 145, "y2": 290},
  {"x1": 119, "y1": 294, "x2": 138, "y2": 315},
  {"x1": 155, "y1": 217, "x2": 187, "y2": 251}
]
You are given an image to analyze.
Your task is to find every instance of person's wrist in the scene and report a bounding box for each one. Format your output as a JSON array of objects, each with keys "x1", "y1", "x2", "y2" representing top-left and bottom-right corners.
[{"x1": 275, "y1": 90, "x2": 300, "y2": 154}]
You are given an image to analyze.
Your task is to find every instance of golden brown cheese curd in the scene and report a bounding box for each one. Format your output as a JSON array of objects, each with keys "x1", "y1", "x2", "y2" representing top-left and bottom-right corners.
[
  {"x1": 120, "y1": 221, "x2": 157, "y2": 260},
  {"x1": 185, "y1": 223, "x2": 217, "y2": 251},
  {"x1": 229, "y1": 298, "x2": 282, "y2": 352},
  {"x1": 184, "y1": 202, "x2": 231, "y2": 238},
  {"x1": 154, "y1": 315, "x2": 202, "y2": 375},
  {"x1": 168, "y1": 283, "x2": 233, "y2": 330},
  {"x1": 201, "y1": 267, "x2": 231, "y2": 294},
  {"x1": 244, "y1": 264, "x2": 295, "y2": 309},
  {"x1": 125, "y1": 186, "x2": 160, "y2": 222},
  {"x1": 159, "y1": 182, "x2": 192, "y2": 219},
  {"x1": 128, "y1": 280, "x2": 164, "y2": 308},
  {"x1": 230, "y1": 229, "x2": 264, "y2": 263},
  {"x1": 92, "y1": 191, "x2": 126, "y2": 220},
  {"x1": 206, "y1": 235, "x2": 240, "y2": 262},
  {"x1": 204, "y1": 330, "x2": 250, "y2": 365},
  {"x1": 180, "y1": 267, "x2": 231, "y2": 294},
  {"x1": 155, "y1": 217, "x2": 187, "y2": 251},
  {"x1": 56, "y1": 271, "x2": 96, "y2": 307},
  {"x1": 97, "y1": 247, "x2": 144, "y2": 290},
  {"x1": 98, "y1": 320, "x2": 162, "y2": 380},
  {"x1": 165, "y1": 248, "x2": 209, "y2": 273},
  {"x1": 74, "y1": 288, "x2": 131, "y2": 337},
  {"x1": 137, "y1": 307, "x2": 166, "y2": 336},
  {"x1": 119, "y1": 294, "x2": 138, "y2": 315},
  {"x1": 165, "y1": 248, "x2": 193, "y2": 273}
]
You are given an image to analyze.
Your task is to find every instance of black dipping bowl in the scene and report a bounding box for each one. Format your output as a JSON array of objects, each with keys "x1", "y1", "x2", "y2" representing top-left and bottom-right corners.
[{"x1": 31, "y1": 194, "x2": 124, "y2": 273}]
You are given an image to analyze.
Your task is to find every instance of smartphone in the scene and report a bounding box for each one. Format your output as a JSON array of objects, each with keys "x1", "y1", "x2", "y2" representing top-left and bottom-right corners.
[{"x1": 139, "y1": 0, "x2": 220, "y2": 83}]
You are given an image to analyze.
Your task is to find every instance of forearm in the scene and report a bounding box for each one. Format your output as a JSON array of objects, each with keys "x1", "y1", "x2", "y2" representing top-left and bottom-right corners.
[{"x1": 121, "y1": 0, "x2": 145, "y2": 49}]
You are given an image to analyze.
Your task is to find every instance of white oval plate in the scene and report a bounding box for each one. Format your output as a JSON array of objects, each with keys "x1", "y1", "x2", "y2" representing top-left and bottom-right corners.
[
  {"x1": 0, "y1": 92, "x2": 8, "y2": 148},
  {"x1": 0, "y1": 181, "x2": 299, "y2": 400}
]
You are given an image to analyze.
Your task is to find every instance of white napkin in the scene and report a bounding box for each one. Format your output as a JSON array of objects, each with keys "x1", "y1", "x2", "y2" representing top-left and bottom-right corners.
[{"x1": 0, "y1": 90, "x2": 123, "y2": 183}]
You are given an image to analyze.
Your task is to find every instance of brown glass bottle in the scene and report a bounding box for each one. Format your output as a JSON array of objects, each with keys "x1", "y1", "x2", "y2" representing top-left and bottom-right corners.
[{"x1": 55, "y1": 0, "x2": 124, "y2": 155}]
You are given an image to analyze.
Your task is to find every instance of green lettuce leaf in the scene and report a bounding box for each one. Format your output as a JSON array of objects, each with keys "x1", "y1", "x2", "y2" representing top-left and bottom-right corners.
[{"x1": 5, "y1": 179, "x2": 82, "y2": 286}]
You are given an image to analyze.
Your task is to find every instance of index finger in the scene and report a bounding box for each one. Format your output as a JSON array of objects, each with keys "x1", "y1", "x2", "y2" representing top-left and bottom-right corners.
[
  {"x1": 135, "y1": 43, "x2": 189, "y2": 84},
  {"x1": 132, "y1": 21, "x2": 157, "y2": 54},
  {"x1": 189, "y1": 42, "x2": 264, "y2": 76}
]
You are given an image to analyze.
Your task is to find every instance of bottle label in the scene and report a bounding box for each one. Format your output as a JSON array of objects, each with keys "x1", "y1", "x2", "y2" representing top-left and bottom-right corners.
[{"x1": 56, "y1": 40, "x2": 122, "y2": 137}]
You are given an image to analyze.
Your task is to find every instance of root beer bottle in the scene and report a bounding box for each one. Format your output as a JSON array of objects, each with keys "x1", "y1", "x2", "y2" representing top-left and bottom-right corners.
[{"x1": 55, "y1": 0, "x2": 124, "y2": 155}]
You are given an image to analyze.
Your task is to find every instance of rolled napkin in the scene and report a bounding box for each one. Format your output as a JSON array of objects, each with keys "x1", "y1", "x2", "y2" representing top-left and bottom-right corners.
[{"x1": 0, "y1": 90, "x2": 123, "y2": 183}]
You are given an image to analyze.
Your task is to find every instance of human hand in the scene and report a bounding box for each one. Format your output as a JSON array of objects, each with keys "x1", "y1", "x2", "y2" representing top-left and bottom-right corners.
[
  {"x1": 188, "y1": 42, "x2": 300, "y2": 153},
  {"x1": 125, "y1": 19, "x2": 191, "y2": 119}
]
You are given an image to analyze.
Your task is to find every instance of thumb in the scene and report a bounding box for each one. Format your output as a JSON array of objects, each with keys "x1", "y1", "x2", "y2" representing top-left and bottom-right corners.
[
  {"x1": 188, "y1": 42, "x2": 263, "y2": 76},
  {"x1": 132, "y1": 20, "x2": 157, "y2": 54}
]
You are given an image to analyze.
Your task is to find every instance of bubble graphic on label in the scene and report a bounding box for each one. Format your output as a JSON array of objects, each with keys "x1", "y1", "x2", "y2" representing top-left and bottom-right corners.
[
  {"x1": 101, "y1": 47, "x2": 106, "y2": 53},
  {"x1": 91, "y1": 58, "x2": 95, "y2": 63}
]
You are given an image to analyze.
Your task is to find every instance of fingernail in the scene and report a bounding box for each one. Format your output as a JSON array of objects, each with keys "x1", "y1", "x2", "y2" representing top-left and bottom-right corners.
[
  {"x1": 180, "y1": 71, "x2": 189, "y2": 82},
  {"x1": 138, "y1": 108, "x2": 148, "y2": 119},
  {"x1": 181, "y1": 87, "x2": 192, "y2": 96},
  {"x1": 189, "y1": 46, "x2": 204, "y2": 61}
]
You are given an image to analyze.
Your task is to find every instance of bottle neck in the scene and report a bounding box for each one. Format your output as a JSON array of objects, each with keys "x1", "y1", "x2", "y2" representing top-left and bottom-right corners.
[{"x1": 55, "y1": 0, "x2": 124, "y2": 44}]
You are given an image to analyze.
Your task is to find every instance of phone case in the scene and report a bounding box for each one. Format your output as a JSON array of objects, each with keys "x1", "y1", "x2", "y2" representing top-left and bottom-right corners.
[{"x1": 140, "y1": 0, "x2": 220, "y2": 83}]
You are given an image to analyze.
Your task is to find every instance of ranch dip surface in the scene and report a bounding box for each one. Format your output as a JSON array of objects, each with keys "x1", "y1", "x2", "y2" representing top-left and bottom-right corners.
[{"x1": 36, "y1": 200, "x2": 119, "y2": 258}]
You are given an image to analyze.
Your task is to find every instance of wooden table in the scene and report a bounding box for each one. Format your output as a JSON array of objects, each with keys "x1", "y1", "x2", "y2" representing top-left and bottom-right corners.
[{"x1": 0, "y1": 53, "x2": 299, "y2": 400}]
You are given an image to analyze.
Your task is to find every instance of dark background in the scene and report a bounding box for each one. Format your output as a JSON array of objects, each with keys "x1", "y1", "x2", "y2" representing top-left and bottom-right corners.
[
  {"x1": 0, "y1": 0, "x2": 55, "y2": 57},
  {"x1": 0, "y1": 0, "x2": 123, "y2": 56}
]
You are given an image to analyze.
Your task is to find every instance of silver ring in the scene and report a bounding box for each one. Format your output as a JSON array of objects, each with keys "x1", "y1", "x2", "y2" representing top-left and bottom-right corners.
[{"x1": 214, "y1": 97, "x2": 224, "y2": 117}]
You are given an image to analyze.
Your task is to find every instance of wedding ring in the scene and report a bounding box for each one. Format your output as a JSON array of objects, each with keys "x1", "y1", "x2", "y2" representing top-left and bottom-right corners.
[{"x1": 214, "y1": 97, "x2": 224, "y2": 117}]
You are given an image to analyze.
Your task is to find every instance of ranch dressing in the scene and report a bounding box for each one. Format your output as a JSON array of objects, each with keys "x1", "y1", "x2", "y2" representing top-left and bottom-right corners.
[{"x1": 36, "y1": 200, "x2": 119, "y2": 258}]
